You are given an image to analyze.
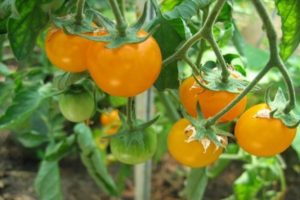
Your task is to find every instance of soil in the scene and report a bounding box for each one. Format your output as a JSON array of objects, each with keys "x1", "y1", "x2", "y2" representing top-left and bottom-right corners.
[{"x1": 0, "y1": 132, "x2": 299, "y2": 200}]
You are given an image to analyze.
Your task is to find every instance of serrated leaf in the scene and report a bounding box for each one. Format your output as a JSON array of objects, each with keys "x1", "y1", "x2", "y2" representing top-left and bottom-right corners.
[
  {"x1": 35, "y1": 145, "x2": 63, "y2": 200},
  {"x1": 161, "y1": 0, "x2": 183, "y2": 12},
  {"x1": 275, "y1": 0, "x2": 300, "y2": 60},
  {"x1": 0, "y1": 62, "x2": 12, "y2": 76},
  {"x1": 8, "y1": 0, "x2": 49, "y2": 60},
  {"x1": 164, "y1": 0, "x2": 211, "y2": 19},
  {"x1": 0, "y1": 85, "x2": 49, "y2": 130},
  {"x1": 223, "y1": 53, "x2": 239, "y2": 64},
  {"x1": 75, "y1": 123, "x2": 118, "y2": 195},
  {"x1": 109, "y1": 96, "x2": 128, "y2": 107},
  {"x1": 53, "y1": 72, "x2": 88, "y2": 91},
  {"x1": 185, "y1": 168, "x2": 208, "y2": 200},
  {"x1": 217, "y1": 1, "x2": 232, "y2": 22}
]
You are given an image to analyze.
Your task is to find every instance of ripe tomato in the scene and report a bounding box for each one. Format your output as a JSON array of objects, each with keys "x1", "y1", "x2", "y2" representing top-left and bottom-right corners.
[
  {"x1": 168, "y1": 118, "x2": 226, "y2": 168},
  {"x1": 45, "y1": 28, "x2": 92, "y2": 72},
  {"x1": 58, "y1": 89, "x2": 95, "y2": 122},
  {"x1": 235, "y1": 104, "x2": 296, "y2": 156},
  {"x1": 179, "y1": 76, "x2": 247, "y2": 122},
  {"x1": 86, "y1": 31, "x2": 162, "y2": 97},
  {"x1": 110, "y1": 128, "x2": 157, "y2": 164},
  {"x1": 100, "y1": 109, "x2": 121, "y2": 134}
]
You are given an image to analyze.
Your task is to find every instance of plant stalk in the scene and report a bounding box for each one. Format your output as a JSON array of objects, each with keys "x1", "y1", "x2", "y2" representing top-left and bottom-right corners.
[
  {"x1": 109, "y1": 0, "x2": 128, "y2": 37},
  {"x1": 252, "y1": 0, "x2": 296, "y2": 113},
  {"x1": 126, "y1": 97, "x2": 134, "y2": 129},
  {"x1": 75, "y1": 0, "x2": 86, "y2": 24},
  {"x1": 163, "y1": 0, "x2": 227, "y2": 66}
]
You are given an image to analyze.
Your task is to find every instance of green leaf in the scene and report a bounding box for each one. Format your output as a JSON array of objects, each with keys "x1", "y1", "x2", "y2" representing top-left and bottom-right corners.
[
  {"x1": 16, "y1": 130, "x2": 48, "y2": 148},
  {"x1": 161, "y1": 0, "x2": 183, "y2": 12},
  {"x1": 275, "y1": 0, "x2": 300, "y2": 60},
  {"x1": 8, "y1": 0, "x2": 49, "y2": 60},
  {"x1": 164, "y1": 0, "x2": 211, "y2": 19},
  {"x1": 151, "y1": 17, "x2": 187, "y2": 90},
  {"x1": 217, "y1": 1, "x2": 232, "y2": 22},
  {"x1": 0, "y1": 85, "x2": 50, "y2": 130},
  {"x1": 292, "y1": 127, "x2": 300, "y2": 160},
  {"x1": 234, "y1": 170, "x2": 264, "y2": 200},
  {"x1": 0, "y1": 0, "x2": 18, "y2": 34},
  {"x1": 45, "y1": 135, "x2": 75, "y2": 161},
  {"x1": 184, "y1": 168, "x2": 208, "y2": 200},
  {"x1": 35, "y1": 146, "x2": 63, "y2": 200},
  {"x1": 75, "y1": 123, "x2": 118, "y2": 196}
]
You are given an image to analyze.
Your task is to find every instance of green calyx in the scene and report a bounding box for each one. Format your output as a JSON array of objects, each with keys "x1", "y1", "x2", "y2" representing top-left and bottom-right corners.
[
  {"x1": 193, "y1": 67, "x2": 253, "y2": 94},
  {"x1": 265, "y1": 87, "x2": 300, "y2": 128},
  {"x1": 182, "y1": 104, "x2": 232, "y2": 148}
]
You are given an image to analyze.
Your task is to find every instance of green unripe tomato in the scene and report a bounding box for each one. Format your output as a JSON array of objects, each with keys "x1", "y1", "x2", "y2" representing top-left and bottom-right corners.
[
  {"x1": 58, "y1": 89, "x2": 95, "y2": 122},
  {"x1": 110, "y1": 128, "x2": 157, "y2": 165}
]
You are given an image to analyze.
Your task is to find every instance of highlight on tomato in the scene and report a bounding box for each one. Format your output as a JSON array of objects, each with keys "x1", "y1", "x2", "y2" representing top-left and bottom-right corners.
[
  {"x1": 100, "y1": 109, "x2": 121, "y2": 134},
  {"x1": 167, "y1": 118, "x2": 227, "y2": 168},
  {"x1": 86, "y1": 30, "x2": 162, "y2": 97},
  {"x1": 179, "y1": 76, "x2": 247, "y2": 122},
  {"x1": 235, "y1": 103, "x2": 297, "y2": 157},
  {"x1": 58, "y1": 87, "x2": 95, "y2": 122},
  {"x1": 45, "y1": 28, "x2": 92, "y2": 72}
]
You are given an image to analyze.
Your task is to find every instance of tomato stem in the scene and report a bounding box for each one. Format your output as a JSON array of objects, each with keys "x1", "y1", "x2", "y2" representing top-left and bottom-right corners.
[
  {"x1": 75, "y1": 0, "x2": 86, "y2": 24},
  {"x1": 162, "y1": 0, "x2": 227, "y2": 66},
  {"x1": 117, "y1": 0, "x2": 125, "y2": 18},
  {"x1": 204, "y1": 32, "x2": 230, "y2": 82},
  {"x1": 252, "y1": 0, "x2": 296, "y2": 113},
  {"x1": 183, "y1": 55, "x2": 200, "y2": 76},
  {"x1": 196, "y1": 7, "x2": 209, "y2": 68},
  {"x1": 109, "y1": 0, "x2": 128, "y2": 37},
  {"x1": 127, "y1": 97, "x2": 134, "y2": 129},
  {"x1": 205, "y1": 62, "x2": 273, "y2": 127}
]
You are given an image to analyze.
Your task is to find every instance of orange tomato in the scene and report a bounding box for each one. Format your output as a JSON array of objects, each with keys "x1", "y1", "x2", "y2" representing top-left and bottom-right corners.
[
  {"x1": 235, "y1": 104, "x2": 296, "y2": 156},
  {"x1": 168, "y1": 118, "x2": 226, "y2": 168},
  {"x1": 179, "y1": 76, "x2": 247, "y2": 122},
  {"x1": 86, "y1": 31, "x2": 162, "y2": 97},
  {"x1": 100, "y1": 110, "x2": 121, "y2": 134},
  {"x1": 45, "y1": 28, "x2": 92, "y2": 72}
]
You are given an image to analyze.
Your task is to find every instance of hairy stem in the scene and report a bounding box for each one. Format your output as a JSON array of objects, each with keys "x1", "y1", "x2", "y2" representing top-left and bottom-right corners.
[
  {"x1": 252, "y1": 0, "x2": 296, "y2": 112},
  {"x1": 196, "y1": 7, "x2": 209, "y2": 67},
  {"x1": 127, "y1": 97, "x2": 134, "y2": 129},
  {"x1": 162, "y1": 0, "x2": 227, "y2": 66},
  {"x1": 117, "y1": 0, "x2": 125, "y2": 17},
  {"x1": 75, "y1": 0, "x2": 86, "y2": 24},
  {"x1": 204, "y1": 33, "x2": 230, "y2": 82},
  {"x1": 109, "y1": 0, "x2": 127, "y2": 37},
  {"x1": 205, "y1": 63, "x2": 273, "y2": 127},
  {"x1": 183, "y1": 55, "x2": 200, "y2": 76}
]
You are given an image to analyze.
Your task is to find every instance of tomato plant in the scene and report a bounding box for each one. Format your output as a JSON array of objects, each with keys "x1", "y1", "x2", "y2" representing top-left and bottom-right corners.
[
  {"x1": 235, "y1": 104, "x2": 297, "y2": 156},
  {"x1": 86, "y1": 31, "x2": 162, "y2": 97},
  {"x1": 168, "y1": 118, "x2": 227, "y2": 168},
  {"x1": 58, "y1": 88, "x2": 95, "y2": 122},
  {"x1": 1, "y1": 0, "x2": 300, "y2": 200},
  {"x1": 179, "y1": 76, "x2": 247, "y2": 122},
  {"x1": 110, "y1": 128, "x2": 157, "y2": 165},
  {"x1": 45, "y1": 28, "x2": 92, "y2": 72}
]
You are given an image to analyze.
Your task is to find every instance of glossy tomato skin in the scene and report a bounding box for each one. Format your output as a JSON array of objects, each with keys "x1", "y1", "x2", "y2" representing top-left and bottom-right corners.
[
  {"x1": 235, "y1": 104, "x2": 296, "y2": 156},
  {"x1": 58, "y1": 90, "x2": 95, "y2": 122},
  {"x1": 110, "y1": 128, "x2": 157, "y2": 164},
  {"x1": 168, "y1": 118, "x2": 226, "y2": 168},
  {"x1": 100, "y1": 109, "x2": 120, "y2": 134},
  {"x1": 86, "y1": 31, "x2": 162, "y2": 97},
  {"x1": 179, "y1": 76, "x2": 247, "y2": 122},
  {"x1": 45, "y1": 28, "x2": 91, "y2": 72}
]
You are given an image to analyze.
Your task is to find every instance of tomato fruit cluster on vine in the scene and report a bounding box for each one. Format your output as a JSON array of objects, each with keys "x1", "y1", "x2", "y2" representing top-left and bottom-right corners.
[
  {"x1": 45, "y1": 27, "x2": 297, "y2": 167},
  {"x1": 45, "y1": 28, "x2": 162, "y2": 97}
]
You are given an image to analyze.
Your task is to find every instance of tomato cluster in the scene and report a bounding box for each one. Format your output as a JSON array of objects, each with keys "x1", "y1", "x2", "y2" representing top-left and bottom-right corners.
[
  {"x1": 167, "y1": 76, "x2": 297, "y2": 168},
  {"x1": 45, "y1": 28, "x2": 162, "y2": 97}
]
